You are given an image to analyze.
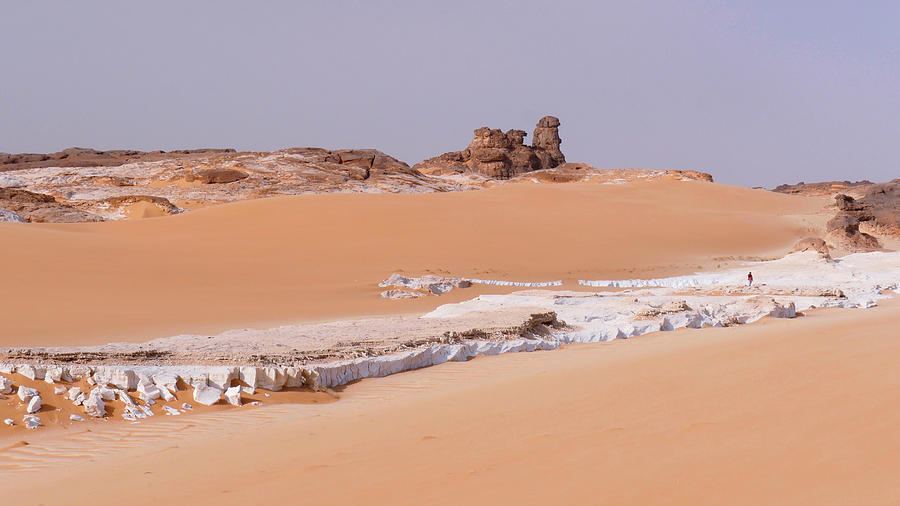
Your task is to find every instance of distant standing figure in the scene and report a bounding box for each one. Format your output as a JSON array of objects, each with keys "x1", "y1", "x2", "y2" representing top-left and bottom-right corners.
[{"x1": 748, "y1": 272, "x2": 754, "y2": 287}]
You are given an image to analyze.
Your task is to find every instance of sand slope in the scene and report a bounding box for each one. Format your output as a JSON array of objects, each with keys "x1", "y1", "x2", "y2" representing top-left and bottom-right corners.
[
  {"x1": 0, "y1": 180, "x2": 824, "y2": 346},
  {"x1": 2, "y1": 299, "x2": 899, "y2": 505}
]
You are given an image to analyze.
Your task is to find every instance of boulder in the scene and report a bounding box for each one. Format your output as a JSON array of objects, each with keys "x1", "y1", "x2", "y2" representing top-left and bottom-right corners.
[
  {"x1": 791, "y1": 237, "x2": 831, "y2": 258},
  {"x1": 17, "y1": 386, "x2": 39, "y2": 402},
  {"x1": 190, "y1": 168, "x2": 249, "y2": 184},
  {"x1": 193, "y1": 385, "x2": 223, "y2": 406},
  {"x1": 26, "y1": 395, "x2": 42, "y2": 414},
  {"x1": 82, "y1": 392, "x2": 106, "y2": 417},
  {"x1": 136, "y1": 379, "x2": 162, "y2": 401},
  {"x1": 0, "y1": 376, "x2": 13, "y2": 394},
  {"x1": 23, "y1": 415, "x2": 40, "y2": 429},
  {"x1": 224, "y1": 386, "x2": 243, "y2": 406},
  {"x1": 93, "y1": 368, "x2": 138, "y2": 390},
  {"x1": 15, "y1": 364, "x2": 45, "y2": 381}
]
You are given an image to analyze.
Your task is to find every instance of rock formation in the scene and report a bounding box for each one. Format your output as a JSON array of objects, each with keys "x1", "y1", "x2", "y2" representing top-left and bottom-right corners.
[
  {"x1": 791, "y1": 237, "x2": 831, "y2": 259},
  {"x1": 774, "y1": 179, "x2": 899, "y2": 251},
  {"x1": 826, "y1": 212, "x2": 881, "y2": 252},
  {"x1": 0, "y1": 188, "x2": 103, "y2": 223},
  {"x1": 0, "y1": 147, "x2": 463, "y2": 222},
  {"x1": 414, "y1": 116, "x2": 566, "y2": 178}
]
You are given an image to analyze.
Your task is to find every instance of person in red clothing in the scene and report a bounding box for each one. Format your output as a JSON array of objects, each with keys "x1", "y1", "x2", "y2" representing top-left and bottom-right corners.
[{"x1": 747, "y1": 272, "x2": 753, "y2": 287}]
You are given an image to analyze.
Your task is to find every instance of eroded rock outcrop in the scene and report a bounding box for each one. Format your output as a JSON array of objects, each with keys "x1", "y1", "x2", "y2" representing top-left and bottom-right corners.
[
  {"x1": 791, "y1": 237, "x2": 831, "y2": 259},
  {"x1": 414, "y1": 116, "x2": 567, "y2": 178},
  {"x1": 0, "y1": 147, "x2": 461, "y2": 222},
  {"x1": 0, "y1": 188, "x2": 103, "y2": 223}
]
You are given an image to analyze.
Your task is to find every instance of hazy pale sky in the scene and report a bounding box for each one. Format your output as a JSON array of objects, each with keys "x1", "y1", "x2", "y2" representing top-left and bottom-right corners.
[{"x1": 2, "y1": 1, "x2": 898, "y2": 187}]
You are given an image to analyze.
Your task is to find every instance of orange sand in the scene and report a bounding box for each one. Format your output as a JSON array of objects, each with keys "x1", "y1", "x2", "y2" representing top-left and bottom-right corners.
[
  {"x1": 3, "y1": 298, "x2": 898, "y2": 505},
  {"x1": 0, "y1": 180, "x2": 825, "y2": 346}
]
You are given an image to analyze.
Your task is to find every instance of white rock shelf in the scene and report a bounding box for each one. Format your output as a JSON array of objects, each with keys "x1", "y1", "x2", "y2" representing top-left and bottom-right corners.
[{"x1": 2, "y1": 251, "x2": 897, "y2": 430}]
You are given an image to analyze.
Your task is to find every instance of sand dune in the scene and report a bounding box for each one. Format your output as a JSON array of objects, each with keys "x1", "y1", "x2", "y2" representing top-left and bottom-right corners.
[
  {"x1": 0, "y1": 180, "x2": 825, "y2": 346},
  {"x1": 3, "y1": 298, "x2": 899, "y2": 505}
]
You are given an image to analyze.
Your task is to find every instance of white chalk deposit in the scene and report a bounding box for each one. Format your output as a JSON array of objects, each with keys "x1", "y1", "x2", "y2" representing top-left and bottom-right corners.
[{"x1": 2, "y1": 251, "x2": 897, "y2": 430}]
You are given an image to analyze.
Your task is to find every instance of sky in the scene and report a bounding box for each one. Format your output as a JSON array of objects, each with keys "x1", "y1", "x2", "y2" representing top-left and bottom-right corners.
[{"x1": 1, "y1": 1, "x2": 898, "y2": 187}]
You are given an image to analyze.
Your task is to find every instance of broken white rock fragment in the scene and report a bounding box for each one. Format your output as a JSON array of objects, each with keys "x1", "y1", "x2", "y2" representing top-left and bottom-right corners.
[
  {"x1": 136, "y1": 379, "x2": 162, "y2": 401},
  {"x1": 16, "y1": 364, "x2": 45, "y2": 381},
  {"x1": 53, "y1": 386, "x2": 67, "y2": 395},
  {"x1": 82, "y1": 392, "x2": 106, "y2": 418},
  {"x1": 3, "y1": 418, "x2": 14, "y2": 426},
  {"x1": 26, "y1": 395, "x2": 42, "y2": 414},
  {"x1": 192, "y1": 385, "x2": 222, "y2": 406},
  {"x1": 224, "y1": 386, "x2": 242, "y2": 406},
  {"x1": 159, "y1": 387, "x2": 176, "y2": 402},
  {"x1": 23, "y1": 415, "x2": 40, "y2": 429},
  {"x1": 0, "y1": 376, "x2": 13, "y2": 394},
  {"x1": 69, "y1": 414, "x2": 84, "y2": 422},
  {"x1": 17, "y1": 386, "x2": 39, "y2": 403}
]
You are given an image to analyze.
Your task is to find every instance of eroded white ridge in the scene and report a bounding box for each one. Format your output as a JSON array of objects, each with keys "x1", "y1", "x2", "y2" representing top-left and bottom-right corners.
[
  {"x1": 466, "y1": 278, "x2": 563, "y2": 287},
  {"x1": 2, "y1": 251, "x2": 897, "y2": 417},
  {"x1": 578, "y1": 251, "x2": 900, "y2": 296}
]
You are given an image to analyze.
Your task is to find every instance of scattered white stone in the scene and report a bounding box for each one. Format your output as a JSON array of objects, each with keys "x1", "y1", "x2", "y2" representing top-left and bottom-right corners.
[
  {"x1": 193, "y1": 385, "x2": 222, "y2": 406},
  {"x1": 0, "y1": 363, "x2": 14, "y2": 374},
  {"x1": 44, "y1": 365, "x2": 68, "y2": 384},
  {"x1": 181, "y1": 403, "x2": 193, "y2": 411},
  {"x1": 152, "y1": 373, "x2": 179, "y2": 393},
  {"x1": 16, "y1": 364, "x2": 45, "y2": 381},
  {"x1": 17, "y1": 386, "x2": 39, "y2": 403},
  {"x1": 3, "y1": 418, "x2": 14, "y2": 426},
  {"x1": 66, "y1": 364, "x2": 92, "y2": 379},
  {"x1": 140, "y1": 394, "x2": 156, "y2": 405},
  {"x1": 136, "y1": 379, "x2": 162, "y2": 400},
  {"x1": 159, "y1": 387, "x2": 176, "y2": 402},
  {"x1": 23, "y1": 414, "x2": 40, "y2": 429},
  {"x1": 0, "y1": 376, "x2": 13, "y2": 394},
  {"x1": 67, "y1": 386, "x2": 82, "y2": 401},
  {"x1": 241, "y1": 385, "x2": 255, "y2": 395},
  {"x1": 97, "y1": 387, "x2": 116, "y2": 401},
  {"x1": 69, "y1": 414, "x2": 84, "y2": 422},
  {"x1": 139, "y1": 405, "x2": 154, "y2": 417},
  {"x1": 54, "y1": 386, "x2": 67, "y2": 395},
  {"x1": 26, "y1": 395, "x2": 42, "y2": 414},
  {"x1": 117, "y1": 389, "x2": 136, "y2": 406},
  {"x1": 264, "y1": 393, "x2": 271, "y2": 398},
  {"x1": 224, "y1": 386, "x2": 242, "y2": 406},
  {"x1": 73, "y1": 392, "x2": 86, "y2": 406},
  {"x1": 162, "y1": 405, "x2": 181, "y2": 416},
  {"x1": 86, "y1": 376, "x2": 96, "y2": 386},
  {"x1": 82, "y1": 392, "x2": 106, "y2": 418},
  {"x1": 92, "y1": 367, "x2": 138, "y2": 390}
]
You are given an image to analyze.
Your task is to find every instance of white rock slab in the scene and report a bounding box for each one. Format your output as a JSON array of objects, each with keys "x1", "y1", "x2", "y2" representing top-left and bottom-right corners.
[
  {"x1": 17, "y1": 386, "x2": 39, "y2": 403},
  {"x1": 82, "y1": 393, "x2": 106, "y2": 418},
  {"x1": 26, "y1": 395, "x2": 42, "y2": 414},
  {"x1": 192, "y1": 385, "x2": 222, "y2": 406},
  {"x1": 224, "y1": 386, "x2": 242, "y2": 406},
  {"x1": 0, "y1": 376, "x2": 13, "y2": 394}
]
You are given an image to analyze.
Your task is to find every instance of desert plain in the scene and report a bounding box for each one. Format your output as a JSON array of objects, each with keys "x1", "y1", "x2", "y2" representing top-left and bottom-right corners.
[{"x1": 1, "y1": 117, "x2": 899, "y2": 505}]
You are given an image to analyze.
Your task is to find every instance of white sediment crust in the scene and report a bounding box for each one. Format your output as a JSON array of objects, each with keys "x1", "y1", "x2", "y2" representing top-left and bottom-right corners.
[
  {"x1": 0, "y1": 251, "x2": 895, "y2": 406},
  {"x1": 466, "y1": 278, "x2": 564, "y2": 287}
]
